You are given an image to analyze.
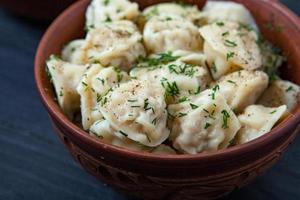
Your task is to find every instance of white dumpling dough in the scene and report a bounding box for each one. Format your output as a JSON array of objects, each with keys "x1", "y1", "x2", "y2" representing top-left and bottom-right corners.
[
  {"x1": 142, "y1": 2, "x2": 201, "y2": 22},
  {"x1": 143, "y1": 14, "x2": 203, "y2": 54},
  {"x1": 77, "y1": 64, "x2": 129, "y2": 130},
  {"x1": 172, "y1": 50, "x2": 206, "y2": 66},
  {"x1": 62, "y1": 39, "x2": 85, "y2": 64},
  {"x1": 46, "y1": 55, "x2": 88, "y2": 119},
  {"x1": 258, "y1": 80, "x2": 299, "y2": 112},
  {"x1": 168, "y1": 89, "x2": 241, "y2": 154},
  {"x1": 90, "y1": 119, "x2": 176, "y2": 154},
  {"x1": 86, "y1": 0, "x2": 140, "y2": 28},
  {"x1": 217, "y1": 70, "x2": 269, "y2": 113},
  {"x1": 200, "y1": 21, "x2": 262, "y2": 80},
  {"x1": 80, "y1": 21, "x2": 145, "y2": 71},
  {"x1": 236, "y1": 105, "x2": 287, "y2": 144},
  {"x1": 130, "y1": 56, "x2": 212, "y2": 103},
  {"x1": 98, "y1": 80, "x2": 170, "y2": 147},
  {"x1": 202, "y1": 1, "x2": 258, "y2": 31}
]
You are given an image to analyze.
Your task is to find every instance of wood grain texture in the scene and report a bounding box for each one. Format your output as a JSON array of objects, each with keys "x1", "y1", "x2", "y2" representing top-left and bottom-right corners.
[{"x1": 0, "y1": 1, "x2": 300, "y2": 200}]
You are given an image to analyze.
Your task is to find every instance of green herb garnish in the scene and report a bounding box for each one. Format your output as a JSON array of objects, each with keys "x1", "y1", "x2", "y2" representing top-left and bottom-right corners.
[
  {"x1": 222, "y1": 31, "x2": 229, "y2": 36},
  {"x1": 190, "y1": 103, "x2": 199, "y2": 110},
  {"x1": 216, "y1": 21, "x2": 224, "y2": 26},
  {"x1": 226, "y1": 52, "x2": 235, "y2": 61},
  {"x1": 286, "y1": 86, "x2": 294, "y2": 92},
  {"x1": 221, "y1": 110, "x2": 230, "y2": 129},
  {"x1": 204, "y1": 123, "x2": 211, "y2": 129},
  {"x1": 224, "y1": 40, "x2": 237, "y2": 47},
  {"x1": 119, "y1": 130, "x2": 128, "y2": 137},
  {"x1": 178, "y1": 112, "x2": 187, "y2": 117}
]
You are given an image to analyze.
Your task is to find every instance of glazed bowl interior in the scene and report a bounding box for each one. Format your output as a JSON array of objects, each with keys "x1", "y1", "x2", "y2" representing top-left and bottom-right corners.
[{"x1": 35, "y1": 0, "x2": 300, "y2": 162}]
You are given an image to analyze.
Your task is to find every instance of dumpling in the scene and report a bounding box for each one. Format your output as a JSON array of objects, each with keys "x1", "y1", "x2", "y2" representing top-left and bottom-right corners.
[
  {"x1": 200, "y1": 21, "x2": 262, "y2": 80},
  {"x1": 168, "y1": 88, "x2": 241, "y2": 154},
  {"x1": 216, "y1": 70, "x2": 269, "y2": 113},
  {"x1": 86, "y1": 0, "x2": 140, "y2": 29},
  {"x1": 143, "y1": 14, "x2": 203, "y2": 54},
  {"x1": 142, "y1": 2, "x2": 201, "y2": 22},
  {"x1": 98, "y1": 80, "x2": 170, "y2": 147},
  {"x1": 90, "y1": 119, "x2": 176, "y2": 154},
  {"x1": 236, "y1": 105, "x2": 287, "y2": 144},
  {"x1": 62, "y1": 39, "x2": 85, "y2": 64},
  {"x1": 258, "y1": 80, "x2": 299, "y2": 112},
  {"x1": 80, "y1": 21, "x2": 146, "y2": 71},
  {"x1": 89, "y1": 119, "x2": 152, "y2": 152},
  {"x1": 130, "y1": 53, "x2": 212, "y2": 104},
  {"x1": 46, "y1": 55, "x2": 89, "y2": 119},
  {"x1": 77, "y1": 64, "x2": 129, "y2": 130},
  {"x1": 202, "y1": 1, "x2": 258, "y2": 31}
]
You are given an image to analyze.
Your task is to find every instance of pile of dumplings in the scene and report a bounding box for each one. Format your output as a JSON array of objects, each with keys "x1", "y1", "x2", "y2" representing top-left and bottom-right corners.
[{"x1": 46, "y1": 0, "x2": 299, "y2": 155}]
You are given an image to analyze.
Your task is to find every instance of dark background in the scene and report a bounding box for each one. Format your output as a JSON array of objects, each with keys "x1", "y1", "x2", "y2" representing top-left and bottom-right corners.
[{"x1": 0, "y1": 1, "x2": 299, "y2": 199}]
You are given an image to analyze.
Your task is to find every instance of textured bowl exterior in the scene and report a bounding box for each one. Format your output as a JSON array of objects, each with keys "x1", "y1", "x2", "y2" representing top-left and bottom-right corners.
[{"x1": 35, "y1": 0, "x2": 300, "y2": 199}]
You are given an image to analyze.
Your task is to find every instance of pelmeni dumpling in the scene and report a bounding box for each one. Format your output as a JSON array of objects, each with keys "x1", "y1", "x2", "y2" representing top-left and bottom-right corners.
[
  {"x1": 46, "y1": 55, "x2": 89, "y2": 119},
  {"x1": 80, "y1": 21, "x2": 145, "y2": 71},
  {"x1": 216, "y1": 70, "x2": 269, "y2": 113},
  {"x1": 62, "y1": 40, "x2": 85, "y2": 64},
  {"x1": 258, "y1": 80, "x2": 299, "y2": 112},
  {"x1": 86, "y1": 0, "x2": 140, "y2": 29},
  {"x1": 168, "y1": 89, "x2": 241, "y2": 154},
  {"x1": 98, "y1": 80, "x2": 170, "y2": 147},
  {"x1": 130, "y1": 56, "x2": 212, "y2": 104},
  {"x1": 202, "y1": 1, "x2": 258, "y2": 31},
  {"x1": 89, "y1": 119, "x2": 152, "y2": 151},
  {"x1": 236, "y1": 105, "x2": 287, "y2": 144},
  {"x1": 90, "y1": 119, "x2": 176, "y2": 153},
  {"x1": 77, "y1": 64, "x2": 130, "y2": 130},
  {"x1": 142, "y1": 2, "x2": 201, "y2": 22},
  {"x1": 200, "y1": 21, "x2": 262, "y2": 80},
  {"x1": 143, "y1": 14, "x2": 203, "y2": 54}
]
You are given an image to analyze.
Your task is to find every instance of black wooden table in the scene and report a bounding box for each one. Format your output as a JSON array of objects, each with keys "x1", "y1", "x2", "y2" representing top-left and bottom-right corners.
[{"x1": 0, "y1": 1, "x2": 299, "y2": 199}]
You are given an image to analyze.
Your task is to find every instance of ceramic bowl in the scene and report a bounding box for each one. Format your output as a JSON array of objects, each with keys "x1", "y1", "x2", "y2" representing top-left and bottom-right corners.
[{"x1": 34, "y1": 0, "x2": 300, "y2": 199}]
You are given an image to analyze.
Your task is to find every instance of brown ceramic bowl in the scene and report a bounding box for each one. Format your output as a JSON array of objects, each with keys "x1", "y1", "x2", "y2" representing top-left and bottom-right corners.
[{"x1": 35, "y1": 0, "x2": 300, "y2": 199}]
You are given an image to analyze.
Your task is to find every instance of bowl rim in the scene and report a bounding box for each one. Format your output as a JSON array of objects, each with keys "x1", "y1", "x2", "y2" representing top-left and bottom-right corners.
[{"x1": 35, "y1": 0, "x2": 300, "y2": 163}]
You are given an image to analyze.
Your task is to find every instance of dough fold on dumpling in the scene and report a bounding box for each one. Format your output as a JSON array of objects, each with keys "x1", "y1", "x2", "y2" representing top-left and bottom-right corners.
[
  {"x1": 142, "y1": 2, "x2": 201, "y2": 22},
  {"x1": 130, "y1": 53, "x2": 212, "y2": 104},
  {"x1": 172, "y1": 50, "x2": 206, "y2": 66},
  {"x1": 216, "y1": 70, "x2": 269, "y2": 113},
  {"x1": 77, "y1": 64, "x2": 129, "y2": 130},
  {"x1": 202, "y1": 1, "x2": 258, "y2": 31},
  {"x1": 98, "y1": 80, "x2": 170, "y2": 147},
  {"x1": 236, "y1": 105, "x2": 287, "y2": 144},
  {"x1": 168, "y1": 89, "x2": 241, "y2": 154},
  {"x1": 46, "y1": 55, "x2": 89, "y2": 119},
  {"x1": 200, "y1": 21, "x2": 262, "y2": 80},
  {"x1": 258, "y1": 80, "x2": 299, "y2": 112},
  {"x1": 80, "y1": 21, "x2": 146, "y2": 71},
  {"x1": 86, "y1": 0, "x2": 140, "y2": 29},
  {"x1": 143, "y1": 14, "x2": 203, "y2": 54}
]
